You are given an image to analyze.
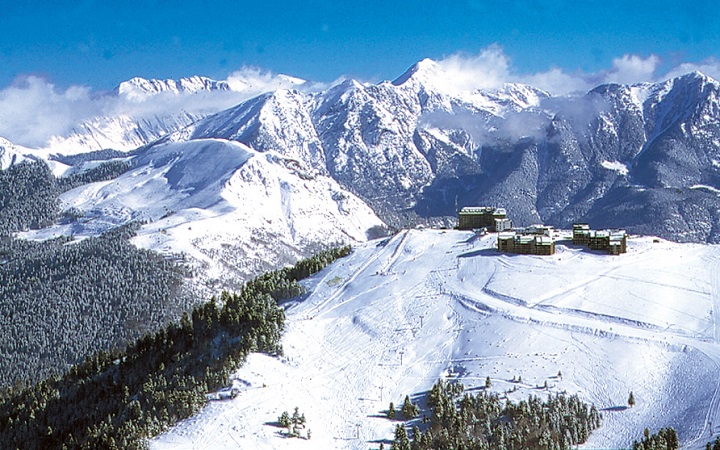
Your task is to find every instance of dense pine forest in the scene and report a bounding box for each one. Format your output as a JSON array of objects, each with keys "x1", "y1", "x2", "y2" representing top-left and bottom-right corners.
[
  {"x1": 389, "y1": 378, "x2": 602, "y2": 450},
  {"x1": 0, "y1": 159, "x2": 130, "y2": 235},
  {"x1": 0, "y1": 245, "x2": 351, "y2": 449},
  {"x1": 632, "y1": 427, "x2": 679, "y2": 450},
  {"x1": 0, "y1": 159, "x2": 183, "y2": 387},
  {"x1": 0, "y1": 223, "x2": 192, "y2": 387}
]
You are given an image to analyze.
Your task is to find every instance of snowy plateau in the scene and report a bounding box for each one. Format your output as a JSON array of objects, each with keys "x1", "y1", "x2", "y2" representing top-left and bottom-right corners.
[
  {"x1": 6, "y1": 59, "x2": 720, "y2": 448},
  {"x1": 151, "y1": 229, "x2": 720, "y2": 450}
]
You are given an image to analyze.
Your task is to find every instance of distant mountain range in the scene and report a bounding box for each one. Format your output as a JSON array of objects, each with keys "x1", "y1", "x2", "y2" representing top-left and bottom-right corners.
[
  {"x1": 149, "y1": 62, "x2": 720, "y2": 243},
  {"x1": 5, "y1": 60, "x2": 720, "y2": 286}
]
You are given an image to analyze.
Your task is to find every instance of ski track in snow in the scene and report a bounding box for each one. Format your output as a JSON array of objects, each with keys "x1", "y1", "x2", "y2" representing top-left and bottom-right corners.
[{"x1": 152, "y1": 230, "x2": 720, "y2": 450}]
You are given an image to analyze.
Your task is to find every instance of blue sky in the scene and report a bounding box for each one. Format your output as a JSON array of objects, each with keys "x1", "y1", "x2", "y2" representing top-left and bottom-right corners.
[{"x1": 2, "y1": 0, "x2": 719, "y2": 90}]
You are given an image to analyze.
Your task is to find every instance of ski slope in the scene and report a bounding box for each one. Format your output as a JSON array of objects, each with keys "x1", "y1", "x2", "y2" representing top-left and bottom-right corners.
[{"x1": 152, "y1": 229, "x2": 720, "y2": 449}]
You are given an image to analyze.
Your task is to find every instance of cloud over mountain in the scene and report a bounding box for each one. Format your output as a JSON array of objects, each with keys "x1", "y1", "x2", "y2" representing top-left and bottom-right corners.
[{"x1": 0, "y1": 68, "x2": 326, "y2": 148}]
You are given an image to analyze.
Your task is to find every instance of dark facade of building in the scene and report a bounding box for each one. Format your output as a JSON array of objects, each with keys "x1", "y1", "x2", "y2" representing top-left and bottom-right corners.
[
  {"x1": 572, "y1": 223, "x2": 627, "y2": 254},
  {"x1": 458, "y1": 207, "x2": 511, "y2": 231},
  {"x1": 572, "y1": 223, "x2": 591, "y2": 246},
  {"x1": 497, "y1": 232, "x2": 555, "y2": 255}
]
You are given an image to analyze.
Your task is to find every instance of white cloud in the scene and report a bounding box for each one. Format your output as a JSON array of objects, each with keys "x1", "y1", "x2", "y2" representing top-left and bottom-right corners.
[
  {"x1": 435, "y1": 45, "x2": 512, "y2": 92},
  {"x1": 431, "y1": 48, "x2": 712, "y2": 96},
  {"x1": 519, "y1": 67, "x2": 593, "y2": 95},
  {"x1": 432, "y1": 47, "x2": 596, "y2": 96},
  {"x1": 661, "y1": 57, "x2": 720, "y2": 82},
  {"x1": 0, "y1": 76, "x2": 98, "y2": 148},
  {"x1": 605, "y1": 54, "x2": 660, "y2": 85},
  {"x1": 226, "y1": 67, "x2": 305, "y2": 93},
  {"x1": 0, "y1": 68, "x2": 329, "y2": 149}
]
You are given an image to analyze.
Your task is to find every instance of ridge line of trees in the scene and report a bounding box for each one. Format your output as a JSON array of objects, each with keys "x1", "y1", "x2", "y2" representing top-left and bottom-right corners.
[
  {"x1": 0, "y1": 245, "x2": 351, "y2": 450},
  {"x1": 0, "y1": 159, "x2": 131, "y2": 236}
]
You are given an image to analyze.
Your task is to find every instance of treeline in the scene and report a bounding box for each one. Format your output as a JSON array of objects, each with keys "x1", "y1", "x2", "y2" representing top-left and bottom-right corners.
[
  {"x1": 391, "y1": 379, "x2": 601, "y2": 450},
  {"x1": 0, "y1": 159, "x2": 131, "y2": 236},
  {"x1": 252, "y1": 244, "x2": 352, "y2": 301},
  {"x1": 0, "y1": 223, "x2": 191, "y2": 387},
  {"x1": 707, "y1": 435, "x2": 720, "y2": 450},
  {"x1": 57, "y1": 160, "x2": 131, "y2": 193},
  {"x1": 0, "y1": 245, "x2": 351, "y2": 449},
  {"x1": 631, "y1": 427, "x2": 678, "y2": 450},
  {"x1": 0, "y1": 160, "x2": 59, "y2": 234}
]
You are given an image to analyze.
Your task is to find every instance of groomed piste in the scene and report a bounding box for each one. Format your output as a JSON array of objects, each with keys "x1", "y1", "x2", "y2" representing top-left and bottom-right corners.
[{"x1": 153, "y1": 229, "x2": 720, "y2": 450}]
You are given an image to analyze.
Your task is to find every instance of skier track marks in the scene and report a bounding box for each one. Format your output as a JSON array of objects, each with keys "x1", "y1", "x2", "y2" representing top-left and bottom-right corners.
[
  {"x1": 686, "y1": 254, "x2": 720, "y2": 448},
  {"x1": 375, "y1": 228, "x2": 411, "y2": 275},
  {"x1": 313, "y1": 230, "x2": 409, "y2": 318}
]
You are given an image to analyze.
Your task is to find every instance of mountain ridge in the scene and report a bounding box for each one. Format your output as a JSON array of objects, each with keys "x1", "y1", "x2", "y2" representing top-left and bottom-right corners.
[
  {"x1": 6, "y1": 62, "x2": 720, "y2": 247},
  {"x1": 143, "y1": 65, "x2": 720, "y2": 242}
]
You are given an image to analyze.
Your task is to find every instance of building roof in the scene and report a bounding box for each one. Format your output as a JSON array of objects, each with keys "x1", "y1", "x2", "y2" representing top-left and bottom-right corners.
[
  {"x1": 536, "y1": 236, "x2": 554, "y2": 245},
  {"x1": 459, "y1": 206, "x2": 506, "y2": 215}
]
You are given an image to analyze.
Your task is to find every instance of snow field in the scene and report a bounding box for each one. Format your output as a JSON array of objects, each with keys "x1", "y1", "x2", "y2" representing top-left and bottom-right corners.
[{"x1": 152, "y1": 229, "x2": 720, "y2": 449}]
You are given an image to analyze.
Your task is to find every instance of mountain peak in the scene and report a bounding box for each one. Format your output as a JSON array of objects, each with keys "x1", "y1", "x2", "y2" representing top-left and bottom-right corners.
[
  {"x1": 661, "y1": 70, "x2": 720, "y2": 91},
  {"x1": 392, "y1": 58, "x2": 441, "y2": 86},
  {"x1": 115, "y1": 76, "x2": 230, "y2": 100}
]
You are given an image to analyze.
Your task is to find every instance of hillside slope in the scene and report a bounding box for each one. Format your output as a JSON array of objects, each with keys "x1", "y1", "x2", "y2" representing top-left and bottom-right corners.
[
  {"x1": 20, "y1": 138, "x2": 384, "y2": 289},
  {"x1": 152, "y1": 229, "x2": 720, "y2": 450}
]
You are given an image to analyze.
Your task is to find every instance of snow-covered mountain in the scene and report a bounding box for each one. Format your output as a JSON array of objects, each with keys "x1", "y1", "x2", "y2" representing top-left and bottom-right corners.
[
  {"x1": 155, "y1": 61, "x2": 551, "y2": 228},
  {"x1": 8, "y1": 59, "x2": 720, "y2": 283},
  {"x1": 21, "y1": 138, "x2": 384, "y2": 289},
  {"x1": 152, "y1": 229, "x2": 720, "y2": 449},
  {"x1": 39, "y1": 73, "x2": 308, "y2": 155},
  {"x1": 147, "y1": 64, "x2": 720, "y2": 243},
  {"x1": 46, "y1": 111, "x2": 203, "y2": 154},
  {"x1": 0, "y1": 137, "x2": 27, "y2": 170},
  {"x1": 115, "y1": 75, "x2": 231, "y2": 101}
]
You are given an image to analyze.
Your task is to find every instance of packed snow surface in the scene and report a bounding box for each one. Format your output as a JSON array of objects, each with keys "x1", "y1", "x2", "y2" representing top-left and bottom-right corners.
[{"x1": 152, "y1": 229, "x2": 720, "y2": 449}]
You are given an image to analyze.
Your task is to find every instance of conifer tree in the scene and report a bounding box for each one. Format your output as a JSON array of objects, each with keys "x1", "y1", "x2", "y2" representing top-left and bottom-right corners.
[
  {"x1": 628, "y1": 391, "x2": 636, "y2": 408},
  {"x1": 279, "y1": 410, "x2": 290, "y2": 427},
  {"x1": 401, "y1": 395, "x2": 418, "y2": 419},
  {"x1": 394, "y1": 424, "x2": 411, "y2": 450}
]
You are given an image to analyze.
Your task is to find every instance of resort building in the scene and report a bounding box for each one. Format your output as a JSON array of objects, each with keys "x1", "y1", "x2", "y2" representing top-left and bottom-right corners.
[
  {"x1": 572, "y1": 223, "x2": 627, "y2": 254},
  {"x1": 497, "y1": 231, "x2": 555, "y2": 255},
  {"x1": 458, "y1": 207, "x2": 512, "y2": 231}
]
